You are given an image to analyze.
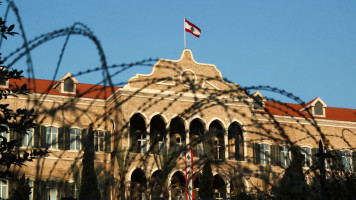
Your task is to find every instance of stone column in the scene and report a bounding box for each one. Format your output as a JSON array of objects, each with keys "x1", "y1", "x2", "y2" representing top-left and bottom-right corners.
[
  {"x1": 146, "y1": 127, "x2": 150, "y2": 152},
  {"x1": 226, "y1": 181, "x2": 231, "y2": 199},
  {"x1": 125, "y1": 182, "x2": 130, "y2": 200},
  {"x1": 167, "y1": 127, "x2": 170, "y2": 153},
  {"x1": 186, "y1": 129, "x2": 190, "y2": 149},
  {"x1": 224, "y1": 130, "x2": 228, "y2": 159}
]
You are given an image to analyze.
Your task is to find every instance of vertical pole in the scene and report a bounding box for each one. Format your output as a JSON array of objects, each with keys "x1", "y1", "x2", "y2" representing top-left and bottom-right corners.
[
  {"x1": 318, "y1": 140, "x2": 327, "y2": 200},
  {"x1": 184, "y1": 17, "x2": 186, "y2": 49}
]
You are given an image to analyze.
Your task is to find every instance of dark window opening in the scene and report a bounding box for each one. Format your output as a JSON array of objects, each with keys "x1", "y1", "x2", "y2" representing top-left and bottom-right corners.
[
  {"x1": 315, "y1": 101, "x2": 323, "y2": 115},
  {"x1": 253, "y1": 95, "x2": 263, "y2": 110},
  {"x1": 130, "y1": 114, "x2": 147, "y2": 153},
  {"x1": 228, "y1": 122, "x2": 244, "y2": 161},
  {"x1": 0, "y1": 71, "x2": 7, "y2": 86},
  {"x1": 63, "y1": 77, "x2": 74, "y2": 92}
]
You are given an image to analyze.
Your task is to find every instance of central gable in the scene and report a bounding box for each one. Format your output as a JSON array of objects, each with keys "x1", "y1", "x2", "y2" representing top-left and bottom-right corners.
[{"x1": 123, "y1": 49, "x2": 244, "y2": 97}]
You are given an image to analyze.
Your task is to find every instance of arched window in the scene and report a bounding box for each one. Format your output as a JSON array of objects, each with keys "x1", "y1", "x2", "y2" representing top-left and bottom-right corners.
[
  {"x1": 171, "y1": 171, "x2": 186, "y2": 200},
  {"x1": 190, "y1": 119, "x2": 205, "y2": 158},
  {"x1": 213, "y1": 175, "x2": 226, "y2": 200},
  {"x1": 169, "y1": 117, "x2": 186, "y2": 157},
  {"x1": 213, "y1": 137, "x2": 223, "y2": 160},
  {"x1": 191, "y1": 135, "x2": 203, "y2": 158},
  {"x1": 253, "y1": 95, "x2": 263, "y2": 110},
  {"x1": 131, "y1": 169, "x2": 147, "y2": 200},
  {"x1": 63, "y1": 77, "x2": 74, "y2": 93},
  {"x1": 314, "y1": 101, "x2": 323, "y2": 115},
  {"x1": 150, "y1": 170, "x2": 164, "y2": 199},
  {"x1": 228, "y1": 122, "x2": 244, "y2": 161},
  {"x1": 130, "y1": 114, "x2": 147, "y2": 154},
  {"x1": 192, "y1": 173, "x2": 200, "y2": 200},
  {"x1": 150, "y1": 115, "x2": 167, "y2": 155},
  {"x1": 209, "y1": 121, "x2": 225, "y2": 160}
]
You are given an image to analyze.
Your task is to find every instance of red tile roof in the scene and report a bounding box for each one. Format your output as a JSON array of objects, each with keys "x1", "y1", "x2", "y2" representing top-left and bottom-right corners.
[
  {"x1": 5, "y1": 78, "x2": 356, "y2": 123},
  {"x1": 8, "y1": 77, "x2": 120, "y2": 99},
  {"x1": 253, "y1": 101, "x2": 356, "y2": 122}
]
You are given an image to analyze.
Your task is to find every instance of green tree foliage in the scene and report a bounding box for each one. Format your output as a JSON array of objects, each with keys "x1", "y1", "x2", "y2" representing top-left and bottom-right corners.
[
  {"x1": 272, "y1": 147, "x2": 309, "y2": 200},
  {"x1": 308, "y1": 171, "x2": 356, "y2": 200},
  {"x1": 115, "y1": 146, "x2": 130, "y2": 200},
  {"x1": 261, "y1": 164, "x2": 271, "y2": 193},
  {"x1": 10, "y1": 174, "x2": 32, "y2": 200},
  {"x1": 71, "y1": 163, "x2": 81, "y2": 197},
  {"x1": 0, "y1": 7, "x2": 47, "y2": 179},
  {"x1": 199, "y1": 160, "x2": 214, "y2": 200},
  {"x1": 230, "y1": 175, "x2": 244, "y2": 200},
  {"x1": 79, "y1": 125, "x2": 101, "y2": 200}
]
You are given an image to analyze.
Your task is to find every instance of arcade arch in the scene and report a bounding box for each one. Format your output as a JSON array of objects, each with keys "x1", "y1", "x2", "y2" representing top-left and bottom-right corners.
[
  {"x1": 130, "y1": 168, "x2": 147, "y2": 200},
  {"x1": 130, "y1": 113, "x2": 147, "y2": 153},
  {"x1": 150, "y1": 115, "x2": 167, "y2": 155},
  {"x1": 209, "y1": 120, "x2": 225, "y2": 160},
  {"x1": 189, "y1": 119, "x2": 205, "y2": 158},
  {"x1": 228, "y1": 122, "x2": 244, "y2": 161}
]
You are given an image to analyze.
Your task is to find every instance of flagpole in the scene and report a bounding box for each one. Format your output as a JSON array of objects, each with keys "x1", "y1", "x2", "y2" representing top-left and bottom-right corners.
[{"x1": 184, "y1": 17, "x2": 186, "y2": 49}]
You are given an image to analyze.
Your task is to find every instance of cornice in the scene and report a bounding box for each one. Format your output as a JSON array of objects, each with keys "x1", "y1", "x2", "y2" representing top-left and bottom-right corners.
[
  {"x1": 118, "y1": 86, "x2": 250, "y2": 104},
  {"x1": 253, "y1": 113, "x2": 356, "y2": 129},
  {"x1": 10, "y1": 92, "x2": 106, "y2": 106}
]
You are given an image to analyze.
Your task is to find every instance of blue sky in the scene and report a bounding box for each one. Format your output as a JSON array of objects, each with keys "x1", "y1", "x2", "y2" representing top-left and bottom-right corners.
[{"x1": 1, "y1": 1, "x2": 355, "y2": 109}]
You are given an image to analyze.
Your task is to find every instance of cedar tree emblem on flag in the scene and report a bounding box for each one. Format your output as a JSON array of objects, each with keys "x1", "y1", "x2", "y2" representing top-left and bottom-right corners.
[{"x1": 185, "y1": 19, "x2": 201, "y2": 38}]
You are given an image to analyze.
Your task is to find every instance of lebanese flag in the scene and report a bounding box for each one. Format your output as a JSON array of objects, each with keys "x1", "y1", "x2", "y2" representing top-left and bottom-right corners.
[
  {"x1": 185, "y1": 19, "x2": 201, "y2": 38},
  {"x1": 185, "y1": 149, "x2": 194, "y2": 200}
]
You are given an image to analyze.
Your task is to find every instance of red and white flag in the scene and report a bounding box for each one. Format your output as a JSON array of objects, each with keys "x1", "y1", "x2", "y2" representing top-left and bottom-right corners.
[
  {"x1": 185, "y1": 19, "x2": 201, "y2": 38},
  {"x1": 185, "y1": 149, "x2": 194, "y2": 200}
]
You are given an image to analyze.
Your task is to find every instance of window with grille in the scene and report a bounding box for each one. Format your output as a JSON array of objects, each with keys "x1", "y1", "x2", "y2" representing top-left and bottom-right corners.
[
  {"x1": 281, "y1": 146, "x2": 290, "y2": 166},
  {"x1": 94, "y1": 131, "x2": 105, "y2": 152},
  {"x1": 46, "y1": 183, "x2": 57, "y2": 200},
  {"x1": 46, "y1": 126, "x2": 57, "y2": 149},
  {"x1": 0, "y1": 179, "x2": 7, "y2": 199},
  {"x1": 214, "y1": 137, "x2": 223, "y2": 160},
  {"x1": 324, "y1": 149, "x2": 331, "y2": 169},
  {"x1": 137, "y1": 133, "x2": 147, "y2": 154},
  {"x1": 301, "y1": 147, "x2": 311, "y2": 168},
  {"x1": 254, "y1": 143, "x2": 270, "y2": 164},
  {"x1": 22, "y1": 128, "x2": 34, "y2": 147},
  {"x1": 70, "y1": 128, "x2": 81, "y2": 150},
  {"x1": 341, "y1": 151, "x2": 352, "y2": 171},
  {"x1": 260, "y1": 144, "x2": 269, "y2": 164}
]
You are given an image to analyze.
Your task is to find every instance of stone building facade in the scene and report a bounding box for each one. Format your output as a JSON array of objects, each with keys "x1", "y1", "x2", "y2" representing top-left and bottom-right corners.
[{"x1": 1, "y1": 49, "x2": 355, "y2": 199}]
